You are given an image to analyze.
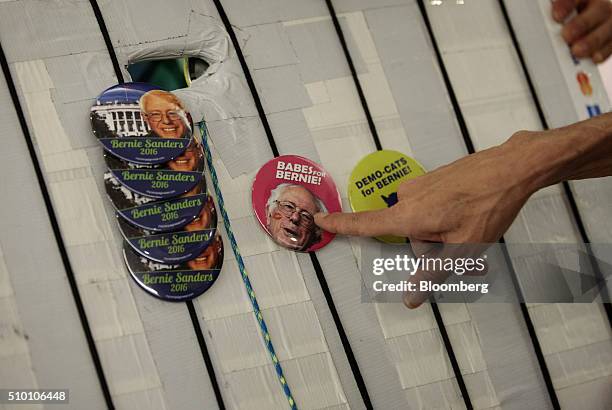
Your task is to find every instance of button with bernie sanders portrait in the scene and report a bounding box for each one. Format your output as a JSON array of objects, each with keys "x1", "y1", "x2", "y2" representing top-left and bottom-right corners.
[
  {"x1": 91, "y1": 82, "x2": 193, "y2": 165},
  {"x1": 104, "y1": 139, "x2": 206, "y2": 199},
  {"x1": 106, "y1": 174, "x2": 213, "y2": 233},
  {"x1": 123, "y1": 233, "x2": 223, "y2": 302},
  {"x1": 252, "y1": 155, "x2": 341, "y2": 252},
  {"x1": 117, "y1": 199, "x2": 217, "y2": 264}
]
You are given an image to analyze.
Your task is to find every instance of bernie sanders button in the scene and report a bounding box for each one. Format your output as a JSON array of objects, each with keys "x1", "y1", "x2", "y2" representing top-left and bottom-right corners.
[
  {"x1": 348, "y1": 150, "x2": 426, "y2": 244},
  {"x1": 91, "y1": 82, "x2": 193, "y2": 165},
  {"x1": 123, "y1": 234, "x2": 223, "y2": 302},
  {"x1": 252, "y1": 155, "x2": 341, "y2": 252},
  {"x1": 105, "y1": 139, "x2": 205, "y2": 199},
  {"x1": 117, "y1": 206, "x2": 217, "y2": 264},
  {"x1": 106, "y1": 175, "x2": 214, "y2": 232}
]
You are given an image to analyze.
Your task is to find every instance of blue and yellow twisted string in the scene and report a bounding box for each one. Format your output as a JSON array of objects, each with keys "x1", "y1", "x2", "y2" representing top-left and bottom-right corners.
[{"x1": 197, "y1": 121, "x2": 297, "y2": 410}]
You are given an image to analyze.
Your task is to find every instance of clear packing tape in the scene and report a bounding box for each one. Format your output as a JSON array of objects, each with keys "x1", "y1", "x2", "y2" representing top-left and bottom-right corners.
[
  {"x1": 1, "y1": 0, "x2": 611, "y2": 409},
  {"x1": 118, "y1": 13, "x2": 275, "y2": 178}
]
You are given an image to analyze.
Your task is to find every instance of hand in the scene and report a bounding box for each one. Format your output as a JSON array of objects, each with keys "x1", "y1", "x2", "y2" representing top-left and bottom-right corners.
[
  {"x1": 315, "y1": 134, "x2": 537, "y2": 307},
  {"x1": 316, "y1": 114, "x2": 612, "y2": 242},
  {"x1": 315, "y1": 135, "x2": 536, "y2": 244},
  {"x1": 552, "y1": 0, "x2": 612, "y2": 63},
  {"x1": 316, "y1": 114, "x2": 612, "y2": 308}
]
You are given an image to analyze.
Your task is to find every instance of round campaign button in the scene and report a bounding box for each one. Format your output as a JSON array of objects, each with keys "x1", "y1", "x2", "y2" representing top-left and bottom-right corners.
[
  {"x1": 105, "y1": 139, "x2": 205, "y2": 199},
  {"x1": 91, "y1": 82, "x2": 193, "y2": 165},
  {"x1": 109, "y1": 169, "x2": 203, "y2": 199},
  {"x1": 252, "y1": 155, "x2": 341, "y2": 252},
  {"x1": 117, "y1": 204, "x2": 217, "y2": 264},
  {"x1": 106, "y1": 174, "x2": 214, "y2": 232},
  {"x1": 348, "y1": 150, "x2": 426, "y2": 243},
  {"x1": 123, "y1": 234, "x2": 224, "y2": 302}
]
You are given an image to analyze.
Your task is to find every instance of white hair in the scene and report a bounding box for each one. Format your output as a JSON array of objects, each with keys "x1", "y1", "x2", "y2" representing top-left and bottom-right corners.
[
  {"x1": 139, "y1": 90, "x2": 185, "y2": 112},
  {"x1": 266, "y1": 183, "x2": 327, "y2": 218},
  {"x1": 265, "y1": 183, "x2": 326, "y2": 250},
  {"x1": 139, "y1": 90, "x2": 191, "y2": 133}
]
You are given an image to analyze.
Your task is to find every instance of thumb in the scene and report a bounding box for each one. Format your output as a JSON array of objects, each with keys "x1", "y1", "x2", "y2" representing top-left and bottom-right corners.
[{"x1": 314, "y1": 207, "x2": 405, "y2": 237}]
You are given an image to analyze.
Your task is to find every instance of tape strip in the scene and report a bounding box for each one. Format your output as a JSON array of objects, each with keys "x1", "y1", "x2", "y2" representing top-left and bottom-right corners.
[
  {"x1": 329, "y1": 1, "x2": 471, "y2": 407},
  {"x1": 417, "y1": 1, "x2": 559, "y2": 408},
  {"x1": 530, "y1": 0, "x2": 612, "y2": 327},
  {"x1": 0, "y1": 41, "x2": 115, "y2": 409},
  {"x1": 198, "y1": 121, "x2": 297, "y2": 410}
]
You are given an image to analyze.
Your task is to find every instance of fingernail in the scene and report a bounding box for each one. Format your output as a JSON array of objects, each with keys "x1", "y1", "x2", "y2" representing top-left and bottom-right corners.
[
  {"x1": 403, "y1": 294, "x2": 423, "y2": 309},
  {"x1": 406, "y1": 301, "x2": 422, "y2": 309},
  {"x1": 572, "y1": 42, "x2": 588, "y2": 56},
  {"x1": 593, "y1": 52, "x2": 604, "y2": 63}
]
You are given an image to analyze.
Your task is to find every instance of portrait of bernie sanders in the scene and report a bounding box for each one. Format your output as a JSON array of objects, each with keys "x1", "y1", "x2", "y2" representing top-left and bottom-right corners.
[
  {"x1": 265, "y1": 183, "x2": 327, "y2": 251},
  {"x1": 139, "y1": 90, "x2": 190, "y2": 139}
]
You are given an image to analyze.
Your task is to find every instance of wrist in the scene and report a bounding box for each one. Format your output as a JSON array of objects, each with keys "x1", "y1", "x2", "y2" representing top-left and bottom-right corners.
[
  {"x1": 503, "y1": 116, "x2": 612, "y2": 192},
  {"x1": 501, "y1": 130, "x2": 552, "y2": 195}
]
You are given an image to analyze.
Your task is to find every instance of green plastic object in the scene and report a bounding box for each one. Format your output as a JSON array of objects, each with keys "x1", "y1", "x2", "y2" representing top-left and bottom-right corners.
[{"x1": 127, "y1": 58, "x2": 189, "y2": 91}]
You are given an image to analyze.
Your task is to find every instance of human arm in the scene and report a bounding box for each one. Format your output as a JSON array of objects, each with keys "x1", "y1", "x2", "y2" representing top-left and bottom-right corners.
[
  {"x1": 315, "y1": 113, "x2": 612, "y2": 307},
  {"x1": 315, "y1": 112, "x2": 612, "y2": 245}
]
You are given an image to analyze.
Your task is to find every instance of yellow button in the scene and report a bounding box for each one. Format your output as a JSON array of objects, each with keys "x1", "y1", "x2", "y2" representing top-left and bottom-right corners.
[{"x1": 348, "y1": 150, "x2": 426, "y2": 243}]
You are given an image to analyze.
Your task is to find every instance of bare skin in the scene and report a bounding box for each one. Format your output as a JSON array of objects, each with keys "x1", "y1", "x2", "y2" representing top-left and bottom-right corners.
[
  {"x1": 314, "y1": 2, "x2": 612, "y2": 308},
  {"x1": 315, "y1": 113, "x2": 612, "y2": 307},
  {"x1": 553, "y1": 0, "x2": 612, "y2": 63},
  {"x1": 186, "y1": 239, "x2": 221, "y2": 270},
  {"x1": 267, "y1": 186, "x2": 319, "y2": 251},
  {"x1": 141, "y1": 92, "x2": 187, "y2": 139}
]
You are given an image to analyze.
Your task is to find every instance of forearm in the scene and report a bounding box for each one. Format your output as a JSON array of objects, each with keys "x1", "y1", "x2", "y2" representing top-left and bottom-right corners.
[{"x1": 507, "y1": 112, "x2": 612, "y2": 193}]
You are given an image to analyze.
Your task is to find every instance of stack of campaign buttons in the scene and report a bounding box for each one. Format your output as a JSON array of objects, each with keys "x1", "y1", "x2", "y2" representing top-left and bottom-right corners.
[{"x1": 92, "y1": 83, "x2": 223, "y2": 301}]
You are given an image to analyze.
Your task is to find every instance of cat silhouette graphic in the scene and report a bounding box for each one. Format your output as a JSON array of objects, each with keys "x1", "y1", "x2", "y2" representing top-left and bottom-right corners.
[{"x1": 381, "y1": 192, "x2": 398, "y2": 207}]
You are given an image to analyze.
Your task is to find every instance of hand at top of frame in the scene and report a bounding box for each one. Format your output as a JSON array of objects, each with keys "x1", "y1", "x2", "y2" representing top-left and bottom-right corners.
[{"x1": 552, "y1": 0, "x2": 612, "y2": 63}]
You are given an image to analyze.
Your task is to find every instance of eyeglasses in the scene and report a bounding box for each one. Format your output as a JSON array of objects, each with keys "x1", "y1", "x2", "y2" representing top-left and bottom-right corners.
[
  {"x1": 274, "y1": 200, "x2": 315, "y2": 227},
  {"x1": 144, "y1": 110, "x2": 181, "y2": 123}
]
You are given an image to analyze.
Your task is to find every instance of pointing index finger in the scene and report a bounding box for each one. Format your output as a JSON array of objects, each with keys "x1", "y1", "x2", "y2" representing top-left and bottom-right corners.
[{"x1": 314, "y1": 207, "x2": 406, "y2": 237}]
